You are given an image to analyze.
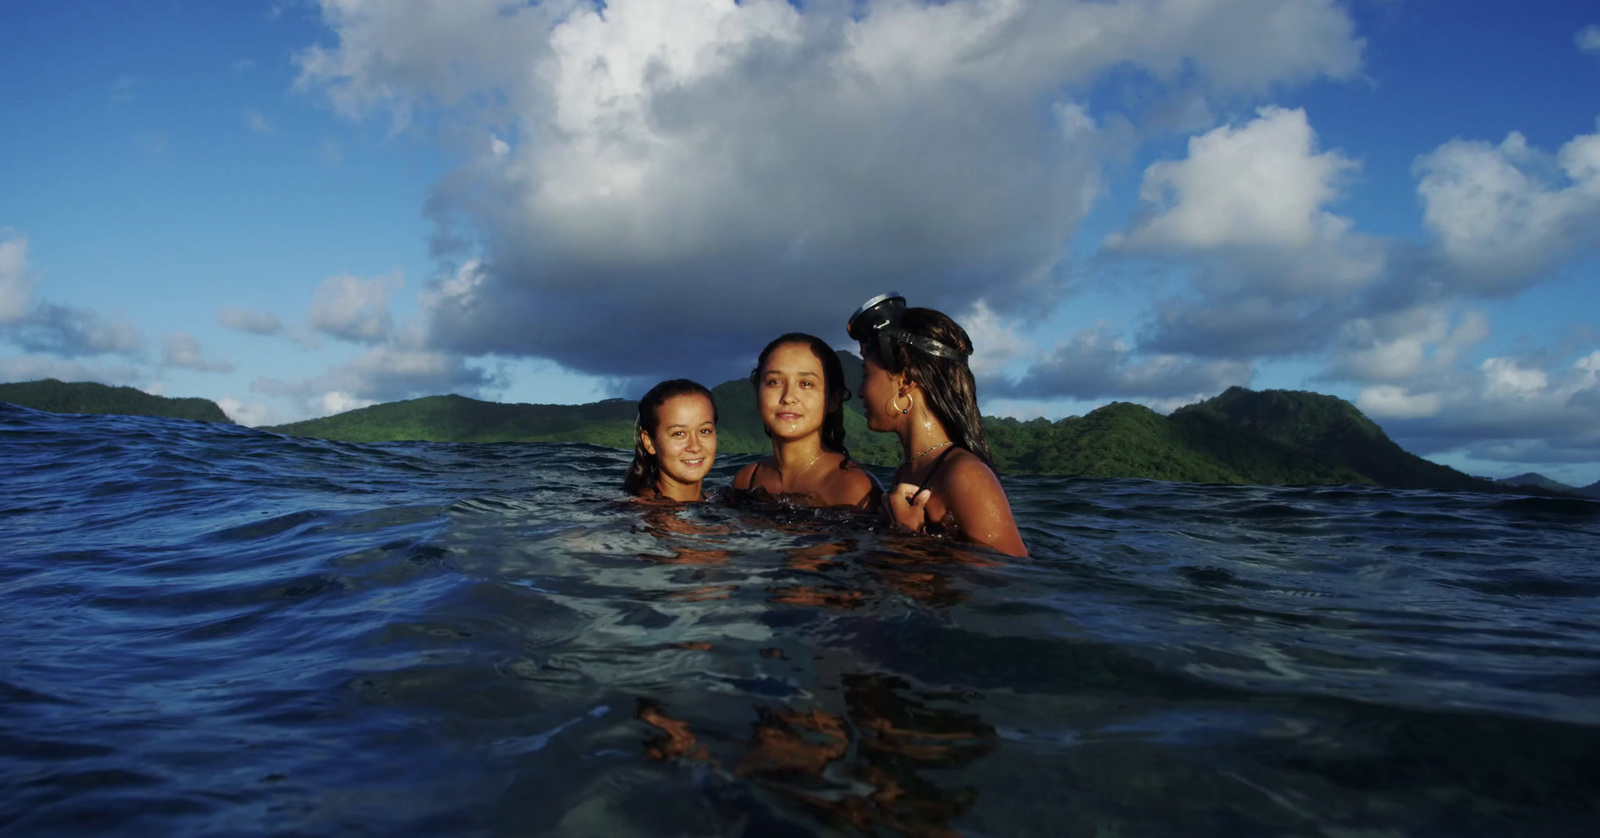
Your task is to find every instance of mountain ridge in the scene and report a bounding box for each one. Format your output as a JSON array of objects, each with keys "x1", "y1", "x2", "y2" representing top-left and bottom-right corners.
[
  {"x1": 2, "y1": 374, "x2": 1584, "y2": 495},
  {"x1": 1496, "y1": 471, "x2": 1600, "y2": 499}
]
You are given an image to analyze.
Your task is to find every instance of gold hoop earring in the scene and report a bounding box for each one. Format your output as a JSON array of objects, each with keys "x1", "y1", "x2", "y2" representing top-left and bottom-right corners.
[{"x1": 890, "y1": 393, "x2": 913, "y2": 415}]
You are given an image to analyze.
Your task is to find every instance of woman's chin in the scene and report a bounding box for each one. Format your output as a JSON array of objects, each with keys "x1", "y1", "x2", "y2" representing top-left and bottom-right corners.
[{"x1": 766, "y1": 426, "x2": 817, "y2": 443}]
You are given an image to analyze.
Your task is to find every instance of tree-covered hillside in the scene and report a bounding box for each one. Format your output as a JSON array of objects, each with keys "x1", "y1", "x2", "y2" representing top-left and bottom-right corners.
[
  {"x1": 1170, "y1": 387, "x2": 1488, "y2": 490},
  {"x1": 4, "y1": 370, "x2": 1548, "y2": 494},
  {"x1": 264, "y1": 394, "x2": 640, "y2": 446},
  {"x1": 264, "y1": 352, "x2": 905, "y2": 462},
  {"x1": 0, "y1": 379, "x2": 232, "y2": 423}
]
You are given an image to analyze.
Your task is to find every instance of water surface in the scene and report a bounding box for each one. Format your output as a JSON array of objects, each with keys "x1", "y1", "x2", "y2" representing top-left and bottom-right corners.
[{"x1": 3, "y1": 403, "x2": 1598, "y2": 836}]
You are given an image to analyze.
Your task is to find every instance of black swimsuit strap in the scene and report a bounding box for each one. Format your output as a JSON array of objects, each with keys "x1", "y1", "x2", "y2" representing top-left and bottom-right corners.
[
  {"x1": 742, "y1": 459, "x2": 765, "y2": 491},
  {"x1": 914, "y1": 446, "x2": 958, "y2": 494}
]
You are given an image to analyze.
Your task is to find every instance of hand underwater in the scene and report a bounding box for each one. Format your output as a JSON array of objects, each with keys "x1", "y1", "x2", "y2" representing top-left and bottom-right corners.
[{"x1": 884, "y1": 482, "x2": 932, "y2": 533}]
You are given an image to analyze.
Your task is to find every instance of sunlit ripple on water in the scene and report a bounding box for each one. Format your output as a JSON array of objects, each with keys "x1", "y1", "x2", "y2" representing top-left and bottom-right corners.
[{"x1": 2, "y1": 402, "x2": 1598, "y2": 837}]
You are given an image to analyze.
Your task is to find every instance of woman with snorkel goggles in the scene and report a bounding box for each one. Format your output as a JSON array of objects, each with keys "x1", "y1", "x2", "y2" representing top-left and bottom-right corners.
[{"x1": 847, "y1": 293, "x2": 1028, "y2": 557}]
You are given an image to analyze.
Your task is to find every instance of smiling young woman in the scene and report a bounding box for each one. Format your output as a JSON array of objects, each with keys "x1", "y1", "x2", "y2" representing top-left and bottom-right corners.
[
  {"x1": 624, "y1": 379, "x2": 719, "y2": 502},
  {"x1": 734, "y1": 333, "x2": 879, "y2": 509}
]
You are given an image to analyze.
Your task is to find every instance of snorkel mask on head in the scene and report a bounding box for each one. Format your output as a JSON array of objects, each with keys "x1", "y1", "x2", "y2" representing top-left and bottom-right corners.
[{"x1": 846, "y1": 292, "x2": 969, "y2": 371}]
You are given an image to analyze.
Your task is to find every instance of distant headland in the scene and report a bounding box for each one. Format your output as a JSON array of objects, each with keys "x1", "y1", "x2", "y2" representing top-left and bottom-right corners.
[
  {"x1": 0, "y1": 379, "x2": 232, "y2": 424},
  {"x1": 5, "y1": 366, "x2": 1596, "y2": 497}
]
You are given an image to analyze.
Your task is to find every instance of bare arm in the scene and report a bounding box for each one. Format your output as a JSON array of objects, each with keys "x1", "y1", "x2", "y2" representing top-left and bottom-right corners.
[{"x1": 938, "y1": 456, "x2": 1028, "y2": 557}]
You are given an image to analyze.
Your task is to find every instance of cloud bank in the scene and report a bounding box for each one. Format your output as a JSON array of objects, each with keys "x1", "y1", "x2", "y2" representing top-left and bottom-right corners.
[
  {"x1": 299, "y1": 0, "x2": 1364, "y2": 386},
  {"x1": 2, "y1": 236, "x2": 146, "y2": 362},
  {"x1": 289, "y1": 2, "x2": 1597, "y2": 472}
]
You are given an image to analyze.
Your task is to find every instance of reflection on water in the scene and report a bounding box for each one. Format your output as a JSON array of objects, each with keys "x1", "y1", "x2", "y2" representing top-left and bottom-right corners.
[
  {"x1": 640, "y1": 671, "x2": 994, "y2": 838},
  {"x1": 634, "y1": 497, "x2": 997, "y2": 836},
  {"x1": 3, "y1": 404, "x2": 1599, "y2": 836}
]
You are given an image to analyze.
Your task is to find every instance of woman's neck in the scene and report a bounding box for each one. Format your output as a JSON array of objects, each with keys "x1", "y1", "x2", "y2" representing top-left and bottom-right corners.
[
  {"x1": 770, "y1": 433, "x2": 826, "y2": 480},
  {"x1": 897, "y1": 408, "x2": 953, "y2": 464},
  {"x1": 654, "y1": 476, "x2": 702, "y2": 503}
]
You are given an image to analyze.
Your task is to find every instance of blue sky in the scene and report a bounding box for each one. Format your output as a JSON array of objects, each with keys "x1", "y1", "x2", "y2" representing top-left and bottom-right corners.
[{"x1": 3, "y1": 0, "x2": 1598, "y2": 486}]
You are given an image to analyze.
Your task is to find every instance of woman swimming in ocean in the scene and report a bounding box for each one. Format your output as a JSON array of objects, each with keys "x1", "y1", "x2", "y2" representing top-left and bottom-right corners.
[
  {"x1": 847, "y1": 293, "x2": 1028, "y2": 557},
  {"x1": 733, "y1": 333, "x2": 880, "y2": 509},
  {"x1": 623, "y1": 379, "x2": 718, "y2": 502}
]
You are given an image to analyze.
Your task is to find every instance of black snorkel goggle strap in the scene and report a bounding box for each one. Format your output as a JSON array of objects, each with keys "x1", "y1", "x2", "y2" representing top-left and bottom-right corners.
[{"x1": 846, "y1": 292, "x2": 969, "y2": 368}]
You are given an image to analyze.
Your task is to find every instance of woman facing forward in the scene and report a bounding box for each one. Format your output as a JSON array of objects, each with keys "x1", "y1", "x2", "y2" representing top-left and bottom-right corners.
[
  {"x1": 624, "y1": 379, "x2": 718, "y2": 502},
  {"x1": 734, "y1": 333, "x2": 879, "y2": 509},
  {"x1": 847, "y1": 293, "x2": 1027, "y2": 557}
]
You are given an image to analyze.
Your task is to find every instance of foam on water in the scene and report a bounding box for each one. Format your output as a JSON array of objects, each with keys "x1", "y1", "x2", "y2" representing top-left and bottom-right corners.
[{"x1": 3, "y1": 403, "x2": 1598, "y2": 836}]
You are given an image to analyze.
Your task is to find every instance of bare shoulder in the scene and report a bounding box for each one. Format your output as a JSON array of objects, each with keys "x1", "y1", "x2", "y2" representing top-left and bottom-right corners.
[
  {"x1": 733, "y1": 461, "x2": 759, "y2": 489},
  {"x1": 936, "y1": 450, "x2": 1027, "y2": 557},
  {"x1": 939, "y1": 448, "x2": 1004, "y2": 491},
  {"x1": 831, "y1": 459, "x2": 882, "y2": 502}
]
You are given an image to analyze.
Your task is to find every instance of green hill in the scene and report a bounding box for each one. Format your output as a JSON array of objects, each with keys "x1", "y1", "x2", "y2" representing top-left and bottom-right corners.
[
  {"x1": 983, "y1": 386, "x2": 1502, "y2": 489},
  {"x1": 265, "y1": 393, "x2": 641, "y2": 447},
  {"x1": 988, "y1": 401, "x2": 1240, "y2": 482},
  {"x1": 6, "y1": 370, "x2": 1544, "y2": 494},
  {"x1": 263, "y1": 355, "x2": 904, "y2": 462},
  {"x1": 0, "y1": 379, "x2": 232, "y2": 424},
  {"x1": 1170, "y1": 386, "x2": 1483, "y2": 489}
]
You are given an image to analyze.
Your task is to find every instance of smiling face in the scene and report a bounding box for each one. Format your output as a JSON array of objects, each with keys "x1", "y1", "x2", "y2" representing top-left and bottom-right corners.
[
  {"x1": 641, "y1": 392, "x2": 717, "y2": 500},
  {"x1": 758, "y1": 342, "x2": 832, "y2": 443}
]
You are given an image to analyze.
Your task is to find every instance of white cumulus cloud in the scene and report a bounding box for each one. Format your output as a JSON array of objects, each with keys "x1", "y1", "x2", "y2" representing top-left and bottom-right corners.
[
  {"x1": 959, "y1": 300, "x2": 1035, "y2": 379},
  {"x1": 319, "y1": 390, "x2": 376, "y2": 416},
  {"x1": 1104, "y1": 106, "x2": 1388, "y2": 361},
  {"x1": 1357, "y1": 385, "x2": 1442, "y2": 420},
  {"x1": 1110, "y1": 106, "x2": 1383, "y2": 295},
  {"x1": 217, "y1": 396, "x2": 279, "y2": 427},
  {"x1": 9, "y1": 303, "x2": 144, "y2": 358},
  {"x1": 1415, "y1": 122, "x2": 1600, "y2": 291},
  {"x1": 1, "y1": 232, "x2": 148, "y2": 364},
  {"x1": 1325, "y1": 307, "x2": 1489, "y2": 384},
  {"x1": 1112, "y1": 107, "x2": 1358, "y2": 258},
  {"x1": 1363, "y1": 351, "x2": 1600, "y2": 467},
  {"x1": 297, "y1": 0, "x2": 1364, "y2": 385}
]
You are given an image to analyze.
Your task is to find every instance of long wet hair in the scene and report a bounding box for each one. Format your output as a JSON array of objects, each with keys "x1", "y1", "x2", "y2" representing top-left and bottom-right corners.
[
  {"x1": 750, "y1": 332, "x2": 853, "y2": 468},
  {"x1": 863, "y1": 308, "x2": 993, "y2": 465},
  {"x1": 623, "y1": 379, "x2": 718, "y2": 496}
]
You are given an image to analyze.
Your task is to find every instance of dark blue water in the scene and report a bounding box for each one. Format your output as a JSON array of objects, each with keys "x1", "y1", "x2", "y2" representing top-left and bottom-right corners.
[{"x1": 3, "y1": 402, "x2": 1598, "y2": 837}]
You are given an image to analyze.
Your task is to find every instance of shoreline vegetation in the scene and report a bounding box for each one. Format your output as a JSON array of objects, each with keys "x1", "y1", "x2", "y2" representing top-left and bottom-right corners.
[{"x1": 5, "y1": 364, "x2": 1597, "y2": 498}]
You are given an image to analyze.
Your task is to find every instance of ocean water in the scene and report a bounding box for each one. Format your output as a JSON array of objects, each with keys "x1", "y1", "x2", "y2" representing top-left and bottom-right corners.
[{"x1": 2, "y1": 403, "x2": 1598, "y2": 838}]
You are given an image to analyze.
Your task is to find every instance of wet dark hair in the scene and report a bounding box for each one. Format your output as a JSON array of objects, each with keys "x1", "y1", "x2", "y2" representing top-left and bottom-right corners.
[
  {"x1": 750, "y1": 333, "x2": 853, "y2": 468},
  {"x1": 624, "y1": 379, "x2": 718, "y2": 496},
  {"x1": 861, "y1": 308, "x2": 993, "y2": 465}
]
